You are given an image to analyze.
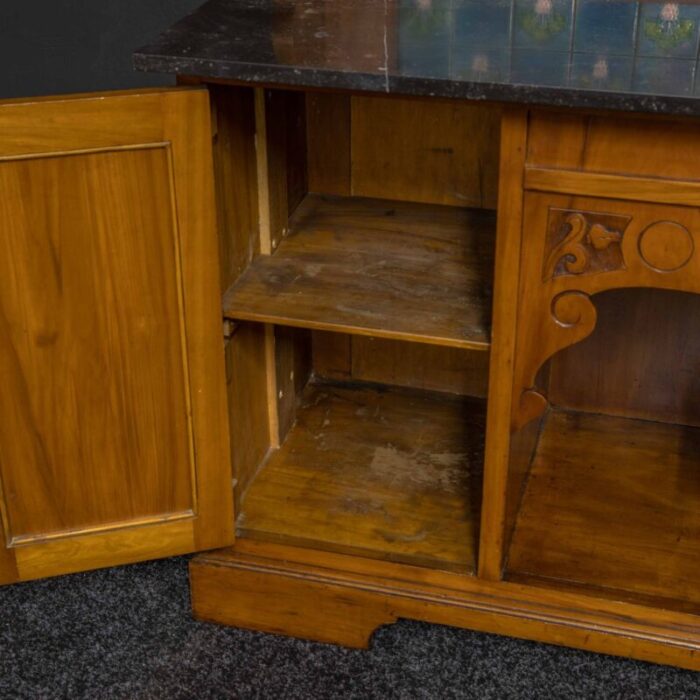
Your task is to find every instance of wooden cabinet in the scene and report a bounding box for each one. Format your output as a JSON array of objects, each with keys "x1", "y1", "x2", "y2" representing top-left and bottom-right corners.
[
  {"x1": 0, "y1": 89, "x2": 233, "y2": 584},
  {"x1": 2, "y1": 85, "x2": 700, "y2": 671}
]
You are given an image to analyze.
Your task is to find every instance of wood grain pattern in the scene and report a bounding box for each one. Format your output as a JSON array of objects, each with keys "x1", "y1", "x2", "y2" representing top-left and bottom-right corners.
[
  {"x1": 162, "y1": 89, "x2": 234, "y2": 553},
  {"x1": 191, "y1": 554, "x2": 398, "y2": 648},
  {"x1": 525, "y1": 167, "x2": 700, "y2": 207},
  {"x1": 209, "y1": 85, "x2": 260, "y2": 291},
  {"x1": 274, "y1": 326, "x2": 312, "y2": 444},
  {"x1": 16, "y1": 519, "x2": 195, "y2": 582},
  {"x1": 351, "y1": 97, "x2": 501, "y2": 209},
  {"x1": 226, "y1": 323, "x2": 272, "y2": 514},
  {"x1": 549, "y1": 288, "x2": 700, "y2": 427},
  {"x1": 192, "y1": 540, "x2": 700, "y2": 671},
  {"x1": 283, "y1": 90, "x2": 308, "y2": 216},
  {"x1": 223, "y1": 194, "x2": 495, "y2": 350},
  {"x1": 0, "y1": 89, "x2": 233, "y2": 582},
  {"x1": 306, "y1": 93, "x2": 351, "y2": 196},
  {"x1": 511, "y1": 193, "x2": 700, "y2": 433},
  {"x1": 0, "y1": 146, "x2": 193, "y2": 541},
  {"x1": 239, "y1": 380, "x2": 485, "y2": 573},
  {"x1": 478, "y1": 108, "x2": 529, "y2": 580},
  {"x1": 311, "y1": 331, "x2": 352, "y2": 380},
  {"x1": 312, "y1": 331, "x2": 489, "y2": 398},
  {"x1": 351, "y1": 337, "x2": 489, "y2": 398},
  {"x1": 528, "y1": 110, "x2": 700, "y2": 181},
  {"x1": 306, "y1": 96, "x2": 501, "y2": 210},
  {"x1": 312, "y1": 333, "x2": 489, "y2": 398},
  {"x1": 508, "y1": 409, "x2": 700, "y2": 612}
]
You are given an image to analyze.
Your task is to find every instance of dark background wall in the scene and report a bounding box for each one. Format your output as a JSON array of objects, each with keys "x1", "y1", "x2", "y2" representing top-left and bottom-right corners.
[{"x1": 0, "y1": 0, "x2": 203, "y2": 99}]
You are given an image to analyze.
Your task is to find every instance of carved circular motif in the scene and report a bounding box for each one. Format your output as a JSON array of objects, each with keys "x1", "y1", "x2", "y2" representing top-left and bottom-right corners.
[
  {"x1": 638, "y1": 221, "x2": 694, "y2": 273},
  {"x1": 550, "y1": 291, "x2": 596, "y2": 328}
]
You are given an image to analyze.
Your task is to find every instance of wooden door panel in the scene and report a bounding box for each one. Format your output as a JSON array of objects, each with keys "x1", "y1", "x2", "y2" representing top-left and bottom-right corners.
[{"x1": 0, "y1": 89, "x2": 233, "y2": 584}]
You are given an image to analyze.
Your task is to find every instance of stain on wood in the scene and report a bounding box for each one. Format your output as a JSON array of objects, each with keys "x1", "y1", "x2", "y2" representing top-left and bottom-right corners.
[
  {"x1": 508, "y1": 409, "x2": 700, "y2": 613},
  {"x1": 223, "y1": 194, "x2": 495, "y2": 350},
  {"x1": 238, "y1": 379, "x2": 485, "y2": 572}
]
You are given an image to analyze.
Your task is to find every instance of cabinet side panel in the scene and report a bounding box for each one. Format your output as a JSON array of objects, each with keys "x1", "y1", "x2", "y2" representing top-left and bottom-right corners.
[
  {"x1": 228, "y1": 323, "x2": 272, "y2": 513},
  {"x1": 275, "y1": 327, "x2": 313, "y2": 445},
  {"x1": 210, "y1": 85, "x2": 260, "y2": 292}
]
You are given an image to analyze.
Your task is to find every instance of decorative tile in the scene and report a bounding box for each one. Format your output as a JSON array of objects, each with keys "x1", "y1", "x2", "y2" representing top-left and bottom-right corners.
[
  {"x1": 574, "y1": 0, "x2": 637, "y2": 54},
  {"x1": 633, "y1": 56, "x2": 695, "y2": 95},
  {"x1": 514, "y1": 0, "x2": 573, "y2": 51},
  {"x1": 454, "y1": 0, "x2": 512, "y2": 49},
  {"x1": 639, "y1": 3, "x2": 700, "y2": 58},
  {"x1": 511, "y1": 49, "x2": 569, "y2": 85},
  {"x1": 571, "y1": 53, "x2": 634, "y2": 91},
  {"x1": 398, "y1": 0, "x2": 452, "y2": 77},
  {"x1": 452, "y1": 49, "x2": 512, "y2": 82}
]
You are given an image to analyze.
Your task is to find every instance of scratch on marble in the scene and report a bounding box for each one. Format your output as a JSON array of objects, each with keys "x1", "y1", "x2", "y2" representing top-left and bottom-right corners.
[{"x1": 382, "y1": 0, "x2": 389, "y2": 93}]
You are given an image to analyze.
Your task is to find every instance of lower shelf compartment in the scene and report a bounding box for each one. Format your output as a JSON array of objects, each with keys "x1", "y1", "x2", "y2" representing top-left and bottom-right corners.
[
  {"x1": 507, "y1": 409, "x2": 700, "y2": 613},
  {"x1": 238, "y1": 379, "x2": 485, "y2": 573}
]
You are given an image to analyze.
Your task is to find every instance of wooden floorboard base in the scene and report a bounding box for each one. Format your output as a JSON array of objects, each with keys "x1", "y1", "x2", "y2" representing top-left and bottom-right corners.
[{"x1": 190, "y1": 540, "x2": 700, "y2": 671}]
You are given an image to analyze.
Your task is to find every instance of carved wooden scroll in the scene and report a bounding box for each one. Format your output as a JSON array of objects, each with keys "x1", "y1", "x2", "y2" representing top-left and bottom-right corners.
[
  {"x1": 543, "y1": 210, "x2": 630, "y2": 281},
  {"x1": 511, "y1": 197, "x2": 700, "y2": 433}
]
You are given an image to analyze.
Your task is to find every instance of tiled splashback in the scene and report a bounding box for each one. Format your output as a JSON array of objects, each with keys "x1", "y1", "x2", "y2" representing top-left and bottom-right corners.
[{"x1": 399, "y1": 1, "x2": 700, "y2": 96}]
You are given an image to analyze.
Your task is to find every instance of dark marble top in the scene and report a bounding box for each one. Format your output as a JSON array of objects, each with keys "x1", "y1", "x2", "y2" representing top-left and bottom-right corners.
[{"x1": 135, "y1": 0, "x2": 700, "y2": 116}]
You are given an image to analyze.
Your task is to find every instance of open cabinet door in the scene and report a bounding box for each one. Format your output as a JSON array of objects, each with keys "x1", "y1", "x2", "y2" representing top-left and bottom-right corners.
[{"x1": 0, "y1": 89, "x2": 234, "y2": 584}]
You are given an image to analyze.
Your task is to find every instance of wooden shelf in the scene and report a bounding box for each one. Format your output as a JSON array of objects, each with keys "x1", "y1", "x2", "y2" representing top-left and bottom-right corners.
[
  {"x1": 508, "y1": 409, "x2": 700, "y2": 613},
  {"x1": 238, "y1": 380, "x2": 485, "y2": 572},
  {"x1": 223, "y1": 195, "x2": 495, "y2": 350}
]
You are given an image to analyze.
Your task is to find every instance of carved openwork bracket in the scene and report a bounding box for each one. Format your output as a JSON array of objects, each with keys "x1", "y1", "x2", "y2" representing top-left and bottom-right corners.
[
  {"x1": 513, "y1": 291, "x2": 598, "y2": 431},
  {"x1": 543, "y1": 210, "x2": 630, "y2": 281},
  {"x1": 514, "y1": 202, "x2": 700, "y2": 433}
]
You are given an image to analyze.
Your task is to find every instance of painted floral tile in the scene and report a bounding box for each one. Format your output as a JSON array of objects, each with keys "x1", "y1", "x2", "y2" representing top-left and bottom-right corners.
[
  {"x1": 452, "y1": 48, "x2": 512, "y2": 82},
  {"x1": 398, "y1": 0, "x2": 452, "y2": 77},
  {"x1": 514, "y1": 0, "x2": 573, "y2": 51},
  {"x1": 639, "y1": 3, "x2": 700, "y2": 58},
  {"x1": 571, "y1": 53, "x2": 634, "y2": 91}
]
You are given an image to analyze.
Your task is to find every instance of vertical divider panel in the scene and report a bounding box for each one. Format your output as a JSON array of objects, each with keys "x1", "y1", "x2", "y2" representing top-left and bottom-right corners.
[
  {"x1": 208, "y1": 84, "x2": 270, "y2": 512},
  {"x1": 254, "y1": 88, "x2": 283, "y2": 448},
  {"x1": 478, "y1": 107, "x2": 529, "y2": 581}
]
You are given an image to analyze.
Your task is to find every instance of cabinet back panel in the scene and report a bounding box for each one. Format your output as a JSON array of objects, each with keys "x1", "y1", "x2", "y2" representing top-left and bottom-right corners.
[
  {"x1": 307, "y1": 94, "x2": 501, "y2": 209},
  {"x1": 549, "y1": 288, "x2": 700, "y2": 427},
  {"x1": 312, "y1": 332, "x2": 489, "y2": 398},
  {"x1": 0, "y1": 147, "x2": 194, "y2": 541}
]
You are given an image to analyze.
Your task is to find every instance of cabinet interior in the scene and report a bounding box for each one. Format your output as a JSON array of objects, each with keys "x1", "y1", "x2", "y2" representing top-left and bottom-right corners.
[
  {"x1": 216, "y1": 85, "x2": 496, "y2": 574},
  {"x1": 505, "y1": 288, "x2": 700, "y2": 615},
  {"x1": 214, "y1": 85, "x2": 700, "y2": 609}
]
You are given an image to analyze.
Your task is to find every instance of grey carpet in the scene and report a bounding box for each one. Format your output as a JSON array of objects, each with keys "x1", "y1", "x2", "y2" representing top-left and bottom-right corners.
[{"x1": 1, "y1": 557, "x2": 698, "y2": 699}]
